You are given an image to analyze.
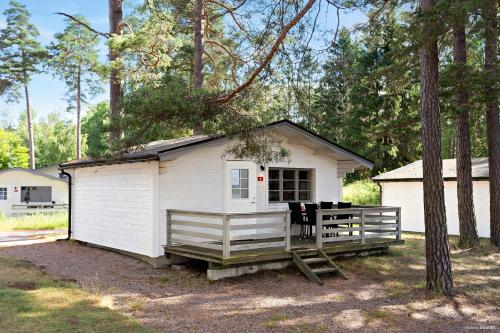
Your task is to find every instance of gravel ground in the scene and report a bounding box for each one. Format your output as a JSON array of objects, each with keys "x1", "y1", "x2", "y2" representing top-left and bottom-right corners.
[{"x1": 0, "y1": 240, "x2": 498, "y2": 333}]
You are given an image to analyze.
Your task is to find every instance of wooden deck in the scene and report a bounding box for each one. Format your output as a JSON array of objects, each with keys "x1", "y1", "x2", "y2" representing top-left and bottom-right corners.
[
  {"x1": 165, "y1": 236, "x2": 404, "y2": 265},
  {"x1": 164, "y1": 207, "x2": 403, "y2": 266}
]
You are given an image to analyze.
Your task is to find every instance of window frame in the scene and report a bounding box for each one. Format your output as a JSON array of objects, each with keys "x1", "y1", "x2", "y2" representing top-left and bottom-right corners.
[
  {"x1": 0, "y1": 187, "x2": 7, "y2": 200},
  {"x1": 231, "y1": 168, "x2": 250, "y2": 200},
  {"x1": 21, "y1": 186, "x2": 52, "y2": 202},
  {"x1": 268, "y1": 168, "x2": 313, "y2": 203}
]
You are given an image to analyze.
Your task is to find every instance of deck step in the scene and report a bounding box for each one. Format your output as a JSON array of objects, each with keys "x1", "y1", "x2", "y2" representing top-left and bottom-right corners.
[
  {"x1": 302, "y1": 257, "x2": 327, "y2": 264},
  {"x1": 312, "y1": 267, "x2": 337, "y2": 274},
  {"x1": 292, "y1": 250, "x2": 348, "y2": 285}
]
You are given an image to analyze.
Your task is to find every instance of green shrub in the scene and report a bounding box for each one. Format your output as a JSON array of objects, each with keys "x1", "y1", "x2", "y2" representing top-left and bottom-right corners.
[{"x1": 343, "y1": 180, "x2": 380, "y2": 205}]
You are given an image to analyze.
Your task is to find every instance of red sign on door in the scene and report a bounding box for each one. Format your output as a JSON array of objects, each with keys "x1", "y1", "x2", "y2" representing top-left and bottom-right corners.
[{"x1": 257, "y1": 176, "x2": 264, "y2": 182}]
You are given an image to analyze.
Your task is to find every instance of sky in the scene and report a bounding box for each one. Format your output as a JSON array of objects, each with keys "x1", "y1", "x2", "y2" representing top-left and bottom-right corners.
[{"x1": 0, "y1": 0, "x2": 367, "y2": 127}]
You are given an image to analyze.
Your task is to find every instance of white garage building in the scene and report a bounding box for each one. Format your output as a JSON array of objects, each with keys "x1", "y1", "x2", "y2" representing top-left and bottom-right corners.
[{"x1": 373, "y1": 158, "x2": 490, "y2": 238}]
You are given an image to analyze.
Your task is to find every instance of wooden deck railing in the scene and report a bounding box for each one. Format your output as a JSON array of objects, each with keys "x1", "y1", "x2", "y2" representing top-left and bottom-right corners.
[
  {"x1": 166, "y1": 209, "x2": 291, "y2": 257},
  {"x1": 11, "y1": 203, "x2": 68, "y2": 216},
  {"x1": 166, "y1": 206, "x2": 401, "y2": 256},
  {"x1": 315, "y1": 206, "x2": 401, "y2": 249}
]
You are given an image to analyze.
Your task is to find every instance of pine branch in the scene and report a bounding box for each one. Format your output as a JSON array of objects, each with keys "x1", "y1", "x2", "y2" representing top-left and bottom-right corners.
[
  {"x1": 54, "y1": 12, "x2": 110, "y2": 38},
  {"x1": 211, "y1": 0, "x2": 317, "y2": 105}
]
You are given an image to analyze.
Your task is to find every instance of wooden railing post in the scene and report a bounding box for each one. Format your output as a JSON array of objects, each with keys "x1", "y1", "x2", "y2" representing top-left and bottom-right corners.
[
  {"x1": 222, "y1": 214, "x2": 230, "y2": 257},
  {"x1": 360, "y1": 209, "x2": 365, "y2": 244},
  {"x1": 285, "y1": 211, "x2": 291, "y2": 252},
  {"x1": 166, "y1": 210, "x2": 172, "y2": 247},
  {"x1": 316, "y1": 210, "x2": 323, "y2": 249},
  {"x1": 396, "y1": 207, "x2": 402, "y2": 241}
]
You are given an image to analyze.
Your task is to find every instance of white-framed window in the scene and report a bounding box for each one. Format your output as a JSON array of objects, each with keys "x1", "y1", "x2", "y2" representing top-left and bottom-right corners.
[
  {"x1": 231, "y1": 168, "x2": 249, "y2": 199},
  {"x1": 21, "y1": 186, "x2": 52, "y2": 202},
  {"x1": 0, "y1": 187, "x2": 7, "y2": 200},
  {"x1": 268, "y1": 168, "x2": 312, "y2": 202}
]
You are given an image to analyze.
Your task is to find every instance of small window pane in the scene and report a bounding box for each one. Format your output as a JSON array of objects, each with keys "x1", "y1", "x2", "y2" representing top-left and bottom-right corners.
[
  {"x1": 299, "y1": 181, "x2": 309, "y2": 190},
  {"x1": 240, "y1": 189, "x2": 249, "y2": 198},
  {"x1": 232, "y1": 189, "x2": 240, "y2": 199},
  {"x1": 0, "y1": 188, "x2": 7, "y2": 200},
  {"x1": 269, "y1": 180, "x2": 279, "y2": 190},
  {"x1": 269, "y1": 191, "x2": 280, "y2": 202},
  {"x1": 269, "y1": 169, "x2": 279, "y2": 179},
  {"x1": 283, "y1": 191, "x2": 295, "y2": 201},
  {"x1": 283, "y1": 180, "x2": 295, "y2": 190},
  {"x1": 231, "y1": 169, "x2": 240, "y2": 187},
  {"x1": 240, "y1": 178, "x2": 249, "y2": 189},
  {"x1": 283, "y1": 170, "x2": 295, "y2": 179},
  {"x1": 240, "y1": 169, "x2": 249, "y2": 178},
  {"x1": 299, "y1": 191, "x2": 310, "y2": 200},
  {"x1": 299, "y1": 170, "x2": 310, "y2": 180}
]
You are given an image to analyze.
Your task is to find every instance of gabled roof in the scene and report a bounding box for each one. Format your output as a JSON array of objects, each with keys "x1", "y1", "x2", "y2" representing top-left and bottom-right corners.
[
  {"x1": 60, "y1": 119, "x2": 374, "y2": 170},
  {"x1": 0, "y1": 167, "x2": 68, "y2": 182},
  {"x1": 373, "y1": 157, "x2": 489, "y2": 182}
]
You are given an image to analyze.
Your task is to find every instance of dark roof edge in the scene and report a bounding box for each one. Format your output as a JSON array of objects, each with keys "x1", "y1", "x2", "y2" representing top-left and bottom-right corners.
[
  {"x1": 0, "y1": 167, "x2": 68, "y2": 182},
  {"x1": 60, "y1": 119, "x2": 374, "y2": 170},
  {"x1": 158, "y1": 120, "x2": 374, "y2": 167},
  {"x1": 374, "y1": 176, "x2": 490, "y2": 183},
  {"x1": 157, "y1": 135, "x2": 225, "y2": 154},
  {"x1": 59, "y1": 154, "x2": 158, "y2": 169}
]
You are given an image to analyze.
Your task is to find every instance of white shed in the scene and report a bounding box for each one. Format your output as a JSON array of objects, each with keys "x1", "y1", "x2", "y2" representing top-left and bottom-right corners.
[
  {"x1": 0, "y1": 168, "x2": 68, "y2": 216},
  {"x1": 373, "y1": 158, "x2": 490, "y2": 238},
  {"x1": 60, "y1": 120, "x2": 375, "y2": 266}
]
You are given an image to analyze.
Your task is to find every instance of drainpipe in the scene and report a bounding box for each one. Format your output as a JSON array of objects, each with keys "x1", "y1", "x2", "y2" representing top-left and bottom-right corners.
[
  {"x1": 376, "y1": 181, "x2": 383, "y2": 206},
  {"x1": 58, "y1": 170, "x2": 72, "y2": 241}
]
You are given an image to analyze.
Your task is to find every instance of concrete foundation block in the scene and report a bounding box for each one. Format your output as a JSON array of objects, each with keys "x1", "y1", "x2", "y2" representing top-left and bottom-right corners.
[{"x1": 207, "y1": 260, "x2": 291, "y2": 281}]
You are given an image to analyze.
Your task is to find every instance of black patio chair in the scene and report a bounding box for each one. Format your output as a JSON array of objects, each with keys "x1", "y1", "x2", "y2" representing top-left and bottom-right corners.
[
  {"x1": 320, "y1": 201, "x2": 336, "y2": 237},
  {"x1": 288, "y1": 202, "x2": 307, "y2": 238},
  {"x1": 336, "y1": 201, "x2": 353, "y2": 236},
  {"x1": 304, "y1": 203, "x2": 318, "y2": 238}
]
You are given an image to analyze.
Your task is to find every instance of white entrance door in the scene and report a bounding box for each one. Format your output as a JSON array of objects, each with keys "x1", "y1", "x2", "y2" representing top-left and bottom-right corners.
[{"x1": 225, "y1": 161, "x2": 256, "y2": 213}]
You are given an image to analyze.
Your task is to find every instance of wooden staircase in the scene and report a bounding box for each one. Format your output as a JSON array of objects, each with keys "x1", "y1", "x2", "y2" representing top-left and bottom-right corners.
[{"x1": 292, "y1": 250, "x2": 347, "y2": 285}]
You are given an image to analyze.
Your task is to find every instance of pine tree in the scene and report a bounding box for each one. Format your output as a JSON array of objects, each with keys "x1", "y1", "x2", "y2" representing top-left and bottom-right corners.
[
  {"x1": 482, "y1": 0, "x2": 500, "y2": 246},
  {"x1": 419, "y1": 0, "x2": 453, "y2": 295},
  {"x1": 452, "y1": 0, "x2": 479, "y2": 248},
  {"x1": 49, "y1": 16, "x2": 104, "y2": 159},
  {"x1": 109, "y1": 0, "x2": 124, "y2": 147},
  {"x1": 0, "y1": 0, "x2": 46, "y2": 169}
]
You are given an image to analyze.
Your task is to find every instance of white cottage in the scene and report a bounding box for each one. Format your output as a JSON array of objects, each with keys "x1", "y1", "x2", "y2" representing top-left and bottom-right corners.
[
  {"x1": 0, "y1": 168, "x2": 68, "y2": 216},
  {"x1": 60, "y1": 120, "x2": 381, "y2": 268},
  {"x1": 373, "y1": 158, "x2": 490, "y2": 238}
]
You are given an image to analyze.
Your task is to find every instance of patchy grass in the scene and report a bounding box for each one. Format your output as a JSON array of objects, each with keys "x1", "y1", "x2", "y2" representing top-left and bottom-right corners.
[
  {"x1": 129, "y1": 299, "x2": 145, "y2": 312},
  {"x1": 0, "y1": 212, "x2": 68, "y2": 231},
  {"x1": 264, "y1": 313, "x2": 288, "y2": 329},
  {"x1": 292, "y1": 322, "x2": 326, "y2": 333},
  {"x1": 157, "y1": 276, "x2": 169, "y2": 285},
  {"x1": 0, "y1": 257, "x2": 153, "y2": 333},
  {"x1": 343, "y1": 180, "x2": 380, "y2": 205},
  {"x1": 339, "y1": 233, "x2": 500, "y2": 305}
]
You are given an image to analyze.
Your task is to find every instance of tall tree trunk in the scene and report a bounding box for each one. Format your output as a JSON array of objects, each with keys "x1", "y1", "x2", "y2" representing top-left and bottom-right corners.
[
  {"x1": 76, "y1": 65, "x2": 82, "y2": 159},
  {"x1": 193, "y1": 0, "x2": 205, "y2": 135},
  {"x1": 419, "y1": 0, "x2": 453, "y2": 295},
  {"x1": 22, "y1": 67, "x2": 35, "y2": 169},
  {"x1": 483, "y1": 0, "x2": 500, "y2": 246},
  {"x1": 453, "y1": 0, "x2": 479, "y2": 248},
  {"x1": 108, "y1": 0, "x2": 124, "y2": 146}
]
